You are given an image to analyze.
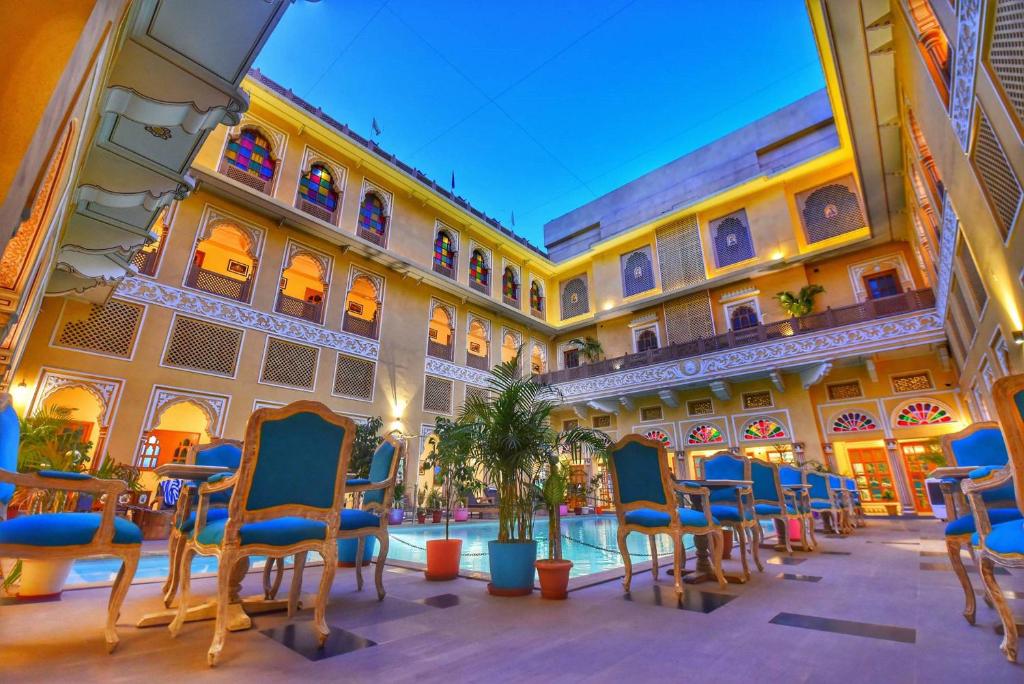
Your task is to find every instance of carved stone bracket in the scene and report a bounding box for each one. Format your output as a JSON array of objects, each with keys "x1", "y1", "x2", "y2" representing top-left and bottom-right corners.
[
  {"x1": 799, "y1": 361, "x2": 832, "y2": 389},
  {"x1": 710, "y1": 380, "x2": 732, "y2": 401},
  {"x1": 769, "y1": 369, "x2": 786, "y2": 393},
  {"x1": 658, "y1": 389, "x2": 679, "y2": 408},
  {"x1": 949, "y1": 0, "x2": 982, "y2": 151}
]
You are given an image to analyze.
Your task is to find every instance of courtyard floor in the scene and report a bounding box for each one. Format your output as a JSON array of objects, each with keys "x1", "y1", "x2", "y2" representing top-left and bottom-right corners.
[{"x1": 1, "y1": 517, "x2": 1021, "y2": 683}]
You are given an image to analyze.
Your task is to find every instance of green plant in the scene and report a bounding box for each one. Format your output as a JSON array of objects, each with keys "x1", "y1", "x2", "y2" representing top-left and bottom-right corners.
[
  {"x1": 423, "y1": 417, "x2": 480, "y2": 539},
  {"x1": 350, "y1": 416, "x2": 385, "y2": 478},
  {"x1": 806, "y1": 460, "x2": 829, "y2": 473},
  {"x1": 567, "y1": 336, "x2": 604, "y2": 364},
  {"x1": 537, "y1": 459, "x2": 570, "y2": 560},
  {"x1": 392, "y1": 480, "x2": 406, "y2": 509},
  {"x1": 774, "y1": 284, "x2": 825, "y2": 318},
  {"x1": 918, "y1": 438, "x2": 947, "y2": 467},
  {"x1": 94, "y1": 458, "x2": 143, "y2": 492},
  {"x1": 460, "y1": 347, "x2": 610, "y2": 553},
  {"x1": 13, "y1": 405, "x2": 93, "y2": 513},
  {"x1": 426, "y1": 488, "x2": 444, "y2": 511}
]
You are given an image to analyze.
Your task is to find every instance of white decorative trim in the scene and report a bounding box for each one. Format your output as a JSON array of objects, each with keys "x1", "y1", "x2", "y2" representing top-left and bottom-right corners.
[
  {"x1": 718, "y1": 286, "x2": 759, "y2": 303},
  {"x1": 847, "y1": 252, "x2": 913, "y2": 302},
  {"x1": 103, "y1": 86, "x2": 236, "y2": 134},
  {"x1": 888, "y1": 396, "x2": 958, "y2": 428},
  {"x1": 358, "y1": 178, "x2": 394, "y2": 219},
  {"x1": 424, "y1": 356, "x2": 490, "y2": 388},
  {"x1": 466, "y1": 313, "x2": 491, "y2": 361},
  {"x1": 117, "y1": 275, "x2": 379, "y2": 359},
  {"x1": 143, "y1": 385, "x2": 231, "y2": 437},
  {"x1": 950, "y1": 0, "x2": 982, "y2": 151},
  {"x1": 936, "y1": 195, "x2": 959, "y2": 317},
  {"x1": 34, "y1": 369, "x2": 122, "y2": 424}
]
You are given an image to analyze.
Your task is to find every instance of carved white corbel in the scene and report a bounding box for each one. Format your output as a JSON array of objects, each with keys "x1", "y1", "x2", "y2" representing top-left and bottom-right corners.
[
  {"x1": 658, "y1": 390, "x2": 679, "y2": 408},
  {"x1": 587, "y1": 399, "x2": 618, "y2": 414},
  {"x1": 103, "y1": 86, "x2": 241, "y2": 134},
  {"x1": 799, "y1": 361, "x2": 833, "y2": 389},
  {"x1": 709, "y1": 381, "x2": 731, "y2": 401},
  {"x1": 619, "y1": 396, "x2": 634, "y2": 411},
  {"x1": 935, "y1": 343, "x2": 951, "y2": 371},
  {"x1": 769, "y1": 369, "x2": 786, "y2": 393},
  {"x1": 573, "y1": 404, "x2": 588, "y2": 420},
  {"x1": 864, "y1": 357, "x2": 878, "y2": 383}
]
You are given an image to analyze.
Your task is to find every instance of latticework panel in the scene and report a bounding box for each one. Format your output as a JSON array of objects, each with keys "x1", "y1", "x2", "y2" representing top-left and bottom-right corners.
[
  {"x1": 333, "y1": 353, "x2": 375, "y2": 400},
  {"x1": 56, "y1": 299, "x2": 144, "y2": 358},
  {"x1": 163, "y1": 316, "x2": 243, "y2": 376},
  {"x1": 592, "y1": 415, "x2": 612, "y2": 428},
  {"x1": 621, "y1": 248, "x2": 656, "y2": 297},
  {"x1": 989, "y1": 1, "x2": 1024, "y2": 130},
  {"x1": 826, "y1": 381, "x2": 862, "y2": 401},
  {"x1": 891, "y1": 372, "x2": 933, "y2": 393},
  {"x1": 655, "y1": 214, "x2": 705, "y2": 291},
  {"x1": 796, "y1": 177, "x2": 866, "y2": 243},
  {"x1": 687, "y1": 398, "x2": 714, "y2": 416},
  {"x1": 971, "y1": 107, "x2": 1023, "y2": 238},
  {"x1": 640, "y1": 406, "x2": 663, "y2": 421},
  {"x1": 663, "y1": 291, "x2": 714, "y2": 344},
  {"x1": 261, "y1": 337, "x2": 318, "y2": 389},
  {"x1": 711, "y1": 210, "x2": 755, "y2": 267},
  {"x1": 464, "y1": 385, "x2": 488, "y2": 405},
  {"x1": 423, "y1": 375, "x2": 453, "y2": 414},
  {"x1": 742, "y1": 391, "x2": 773, "y2": 410},
  {"x1": 560, "y1": 277, "x2": 590, "y2": 320}
]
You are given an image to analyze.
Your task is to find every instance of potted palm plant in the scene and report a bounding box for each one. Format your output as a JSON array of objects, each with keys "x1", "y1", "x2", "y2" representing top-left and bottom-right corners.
[
  {"x1": 774, "y1": 284, "x2": 825, "y2": 318},
  {"x1": 568, "y1": 336, "x2": 604, "y2": 364},
  {"x1": 536, "y1": 458, "x2": 572, "y2": 599},
  {"x1": 422, "y1": 417, "x2": 478, "y2": 580},
  {"x1": 462, "y1": 348, "x2": 608, "y2": 596},
  {"x1": 427, "y1": 488, "x2": 444, "y2": 523}
]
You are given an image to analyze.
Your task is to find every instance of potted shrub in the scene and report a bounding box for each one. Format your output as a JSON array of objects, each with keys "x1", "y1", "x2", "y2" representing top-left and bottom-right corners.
[
  {"x1": 535, "y1": 458, "x2": 573, "y2": 599},
  {"x1": 567, "y1": 336, "x2": 604, "y2": 364},
  {"x1": 416, "y1": 486, "x2": 427, "y2": 524},
  {"x1": 388, "y1": 482, "x2": 406, "y2": 525},
  {"x1": 462, "y1": 348, "x2": 608, "y2": 596},
  {"x1": 422, "y1": 417, "x2": 478, "y2": 580},
  {"x1": 427, "y1": 488, "x2": 444, "y2": 523}
]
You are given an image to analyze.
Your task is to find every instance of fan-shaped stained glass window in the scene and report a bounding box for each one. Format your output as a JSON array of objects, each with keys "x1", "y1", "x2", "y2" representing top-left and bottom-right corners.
[
  {"x1": 502, "y1": 267, "x2": 519, "y2": 302},
  {"x1": 299, "y1": 164, "x2": 338, "y2": 210},
  {"x1": 895, "y1": 402, "x2": 952, "y2": 426},
  {"x1": 831, "y1": 412, "x2": 878, "y2": 433},
  {"x1": 469, "y1": 250, "x2": 489, "y2": 288},
  {"x1": 645, "y1": 429, "x2": 672, "y2": 449},
  {"x1": 224, "y1": 128, "x2": 276, "y2": 180},
  {"x1": 434, "y1": 230, "x2": 455, "y2": 274},
  {"x1": 742, "y1": 417, "x2": 786, "y2": 440},
  {"x1": 530, "y1": 281, "x2": 544, "y2": 314},
  {"x1": 359, "y1": 193, "x2": 386, "y2": 236},
  {"x1": 687, "y1": 424, "x2": 724, "y2": 445}
]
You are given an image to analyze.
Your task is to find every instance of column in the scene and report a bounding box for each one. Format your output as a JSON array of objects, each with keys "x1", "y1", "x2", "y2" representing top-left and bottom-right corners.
[{"x1": 884, "y1": 438, "x2": 916, "y2": 515}]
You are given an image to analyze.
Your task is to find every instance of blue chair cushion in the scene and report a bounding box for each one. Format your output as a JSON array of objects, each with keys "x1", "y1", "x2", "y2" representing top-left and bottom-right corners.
[
  {"x1": 0, "y1": 513, "x2": 141, "y2": 546},
  {"x1": 710, "y1": 504, "x2": 753, "y2": 522},
  {"x1": 0, "y1": 402, "x2": 20, "y2": 506},
  {"x1": 975, "y1": 518, "x2": 1024, "y2": 555},
  {"x1": 37, "y1": 470, "x2": 92, "y2": 480},
  {"x1": 754, "y1": 503, "x2": 798, "y2": 516},
  {"x1": 176, "y1": 507, "x2": 230, "y2": 533},
  {"x1": 709, "y1": 486, "x2": 740, "y2": 503},
  {"x1": 196, "y1": 517, "x2": 327, "y2": 547},
  {"x1": 624, "y1": 507, "x2": 718, "y2": 528},
  {"x1": 810, "y1": 501, "x2": 836, "y2": 510},
  {"x1": 346, "y1": 478, "x2": 372, "y2": 487},
  {"x1": 945, "y1": 508, "x2": 1022, "y2": 537},
  {"x1": 340, "y1": 509, "x2": 382, "y2": 530}
]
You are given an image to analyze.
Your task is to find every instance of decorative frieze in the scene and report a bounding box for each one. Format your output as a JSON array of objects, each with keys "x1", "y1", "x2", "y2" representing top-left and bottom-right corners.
[
  {"x1": 936, "y1": 195, "x2": 959, "y2": 318},
  {"x1": 424, "y1": 356, "x2": 490, "y2": 388},
  {"x1": 950, "y1": 0, "x2": 982, "y2": 151}
]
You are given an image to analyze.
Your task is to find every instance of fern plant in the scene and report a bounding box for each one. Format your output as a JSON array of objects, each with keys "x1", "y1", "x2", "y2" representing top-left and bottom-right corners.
[{"x1": 774, "y1": 284, "x2": 825, "y2": 318}]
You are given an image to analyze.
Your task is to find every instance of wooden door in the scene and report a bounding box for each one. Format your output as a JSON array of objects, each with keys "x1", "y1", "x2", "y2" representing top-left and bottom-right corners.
[
  {"x1": 899, "y1": 441, "x2": 933, "y2": 513},
  {"x1": 846, "y1": 447, "x2": 897, "y2": 505}
]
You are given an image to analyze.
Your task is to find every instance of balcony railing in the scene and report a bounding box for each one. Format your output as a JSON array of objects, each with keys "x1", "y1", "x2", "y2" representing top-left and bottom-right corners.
[
  {"x1": 536, "y1": 288, "x2": 936, "y2": 385},
  {"x1": 503, "y1": 295, "x2": 520, "y2": 308},
  {"x1": 184, "y1": 265, "x2": 253, "y2": 302},
  {"x1": 427, "y1": 340, "x2": 454, "y2": 361},
  {"x1": 131, "y1": 249, "x2": 159, "y2": 277},
  {"x1": 219, "y1": 160, "x2": 272, "y2": 195},
  {"x1": 433, "y1": 262, "x2": 455, "y2": 279},
  {"x1": 295, "y1": 196, "x2": 340, "y2": 226},
  {"x1": 469, "y1": 280, "x2": 489, "y2": 295},
  {"x1": 275, "y1": 292, "x2": 324, "y2": 324},
  {"x1": 342, "y1": 312, "x2": 380, "y2": 339},
  {"x1": 357, "y1": 226, "x2": 387, "y2": 247},
  {"x1": 466, "y1": 353, "x2": 489, "y2": 370}
]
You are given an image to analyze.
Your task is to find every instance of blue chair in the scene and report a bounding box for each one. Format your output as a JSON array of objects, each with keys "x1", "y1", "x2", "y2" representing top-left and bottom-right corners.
[
  {"x1": 750, "y1": 459, "x2": 808, "y2": 554},
  {"x1": 701, "y1": 450, "x2": 762, "y2": 579},
  {"x1": 806, "y1": 471, "x2": 845, "y2": 537},
  {"x1": 844, "y1": 477, "x2": 865, "y2": 527},
  {"x1": 162, "y1": 439, "x2": 243, "y2": 607},
  {"x1": 0, "y1": 394, "x2": 141, "y2": 652},
  {"x1": 169, "y1": 402, "x2": 355, "y2": 666},
  {"x1": 779, "y1": 465, "x2": 816, "y2": 550},
  {"x1": 938, "y1": 421, "x2": 1019, "y2": 626},
  {"x1": 607, "y1": 434, "x2": 726, "y2": 597},
  {"x1": 828, "y1": 474, "x2": 853, "y2": 535}
]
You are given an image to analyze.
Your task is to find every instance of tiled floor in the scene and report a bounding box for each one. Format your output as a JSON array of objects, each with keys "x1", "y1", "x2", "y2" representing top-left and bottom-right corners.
[{"x1": 1, "y1": 518, "x2": 1023, "y2": 683}]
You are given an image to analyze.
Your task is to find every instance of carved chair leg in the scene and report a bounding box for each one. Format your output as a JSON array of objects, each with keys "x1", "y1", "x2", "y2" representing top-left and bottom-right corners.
[
  {"x1": 710, "y1": 530, "x2": 726, "y2": 588},
  {"x1": 617, "y1": 527, "x2": 632, "y2": 592},
  {"x1": 945, "y1": 538, "x2": 975, "y2": 625},
  {"x1": 355, "y1": 537, "x2": 365, "y2": 591},
  {"x1": 208, "y1": 549, "x2": 237, "y2": 667},
  {"x1": 808, "y1": 513, "x2": 818, "y2": 548},
  {"x1": 168, "y1": 546, "x2": 196, "y2": 638},
  {"x1": 288, "y1": 552, "x2": 307, "y2": 618},
  {"x1": 649, "y1": 535, "x2": 659, "y2": 580},
  {"x1": 736, "y1": 524, "x2": 750, "y2": 581},
  {"x1": 750, "y1": 525, "x2": 764, "y2": 572},
  {"x1": 671, "y1": 531, "x2": 683, "y2": 597},
  {"x1": 374, "y1": 532, "x2": 389, "y2": 601},
  {"x1": 979, "y1": 555, "x2": 1018, "y2": 663},
  {"x1": 162, "y1": 531, "x2": 183, "y2": 607},
  {"x1": 314, "y1": 540, "x2": 339, "y2": 647},
  {"x1": 263, "y1": 557, "x2": 284, "y2": 600},
  {"x1": 778, "y1": 517, "x2": 793, "y2": 555},
  {"x1": 105, "y1": 550, "x2": 139, "y2": 653}
]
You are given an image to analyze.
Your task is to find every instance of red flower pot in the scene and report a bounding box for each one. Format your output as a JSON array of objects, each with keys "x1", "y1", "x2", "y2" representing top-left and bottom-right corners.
[
  {"x1": 574, "y1": 507, "x2": 583, "y2": 516},
  {"x1": 431, "y1": 510, "x2": 443, "y2": 524},
  {"x1": 425, "y1": 539, "x2": 462, "y2": 581},
  {"x1": 594, "y1": 506, "x2": 604, "y2": 515},
  {"x1": 417, "y1": 512, "x2": 426, "y2": 524},
  {"x1": 535, "y1": 559, "x2": 573, "y2": 600}
]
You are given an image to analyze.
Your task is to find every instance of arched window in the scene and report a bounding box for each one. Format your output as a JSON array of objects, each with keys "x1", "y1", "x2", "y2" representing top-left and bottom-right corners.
[
  {"x1": 530, "y1": 280, "x2": 544, "y2": 317},
  {"x1": 222, "y1": 128, "x2": 276, "y2": 192},
  {"x1": 621, "y1": 249, "x2": 655, "y2": 296},
  {"x1": 502, "y1": 267, "x2": 519, "y2": 305},
  {"x1": 427, "y1": 304, "x2": 455, "y2": 360},
  {"x1": 560, "y1": 277, "x2": 589, "y2": 319},
  {"x1": 433, "y1": 230, "x2": 456, "y2": 277},
  {"x1": 357, "y1": 192, "x2": 388, "y2": 245},
  {"x1": 187, "y1": 221, "x2": 259, "y2": 302},
  {"x1": 531, "y1": 342, "x2": 546, "y2": 374},
  {"x1": 729, "y1": 304, "x2": 759, "y2": 330},
  {"x1": 712, "y1": 213, "x2": 755, "y2": 267},
  {"x1": 277, "y1": 252, "x2": 328, "y2": 324},
  {"x1": 501, "y1": 331, "x2": 520, "y2": 364},
  {"x1": 469, "y1": 250, "x2": 489, "y2": 293},
  {"x1": 342, "y1": 274, "x2": 381, "y2": 339},
  {"x1": 137, "y1": 434, "x2": 161, "y2": 469},
  {"x1": 466, "y1": 319, "x2": 489, "y2": 369},
  {"x1": 297, "y1": 164, "x2": 340, "y2": 223},
  {"x1": 636, "y1": 328, "x2": 658, "y2": 352}
]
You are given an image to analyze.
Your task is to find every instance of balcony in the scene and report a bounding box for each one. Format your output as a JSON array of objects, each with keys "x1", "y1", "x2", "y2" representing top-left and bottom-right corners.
[
  {"x1": 537, "y1": 289, "x2": 938, "y2": 386},
  {"x1": 130, "y1": 249, "x2": 158, "y2": 277},
  {"x1": 427, "y1": 339, "x2": 454, "y2": 361},
  {"x1": 469, "y1": 280, "x2": 489, "y2": 296},
  {"x1": 466, "y1": 353, "x2": 489, "y2": 370},
  {"x1": 184, "y1": 265, "x2": 253, "y2": 302},
  {"x1": 342, "y1": 312, "x2": 380, "y2": 340},
  {"x1": 275, "y1": 292, "x2": 324, "y2": 324},
  {"x1": 295, "y1": 196, "x2": 340, "y2": 226},
  {"x1": 218, "y1": 159, "x2": 272, "y2": 195},
  {"x1": 433, "y1": 262, "x2": 455, "y2": 279},
  {"x1": 357, "y1": 225, "x2": 387, "y2": 247}
]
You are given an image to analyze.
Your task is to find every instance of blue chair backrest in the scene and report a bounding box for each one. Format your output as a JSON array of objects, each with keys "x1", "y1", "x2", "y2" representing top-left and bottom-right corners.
[
  {"x1": 0, "y1": 398, "x2": 19, "y2": 506},
  {"x1": 196, "y1": 443, "x2": 242, "y2": 505},
  {"x1": 828, "y1": 474, "x2": 842, "y2": 491},
  {"x1": 703, "y1": 452, "x2": 746, "y2": 502},
  {"x1": 244, "y1": 409, "x2": 350, "y2": 512},
  {"x1": 610, "y1": 439, "x2": 668, "y2": 507},
  {"x1": 806, "y1": 472, "x2": 830, "y2": 501},
  {"x1": 363, "y1": 440, "x2": 397, "y2": 506},
  {"x1": 750, "y1": 460, "x2": 780, "y2": 503},
  {"x1": 778, "y1": 465, "x2": 802, "y2": 486},
  {"x1": 845, "y1": 477, "x2": 855, "y2": 491},
  {"x1": 949, "y1": 427, "x2": 1008, "y2": 467}
]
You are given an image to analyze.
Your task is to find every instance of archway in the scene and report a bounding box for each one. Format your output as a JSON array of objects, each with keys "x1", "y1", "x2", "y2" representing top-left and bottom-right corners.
[
  {"x1": 278, "y1": 252, "x2": 327, "y2": 323},
  {"x1": 39, "y1": 385, "x2": 104, "y2": 469}
]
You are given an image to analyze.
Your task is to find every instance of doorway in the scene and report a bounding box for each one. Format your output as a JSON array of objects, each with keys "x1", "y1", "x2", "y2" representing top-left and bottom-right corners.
[
  {"x1": 846, "y1": 446, "x2": 898, "y2": 507},
  {"x1": 898, "y1": 441, "x2": 934, "y2": 514}
]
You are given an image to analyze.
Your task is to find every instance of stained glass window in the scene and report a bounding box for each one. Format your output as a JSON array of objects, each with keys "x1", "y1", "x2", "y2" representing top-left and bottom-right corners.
[
  {"x1": 224, "y1": 128, "x2": 276, "y2": 181},
  {"x1": 470, "y1": 250, "x2": 489, "y2": 287},
  {"x1": 359, "y1": 193, "x2": 386, "y2": 236},
  {"x1": 895, "y1": 402, "x2": 952, "y2": 426},
  {"x1": 687, "y1": 424, "x2": 724, "y2": 445},
  {"x1": 636, "y1": 329, "x2": 658, "y2": 352},
  {"x1": 729, "y1": 304, "x2": 759, "y2": 330},
  {"x1": 742, "y1": 417, "x2": 786, "y2": 440},
  {"x1": 434, "y1": 231, "x2": 455, "y2": 273},
  {"x1": 299, "y1": 164, "x2": 338, "y2": 210},
  {"x1": 831, "y1": 412, "x2": 878, "y2": 432},
  {"x1": 530, "y1": 281, "x2": 544, "y2": 313},
  {"x1": 502, "y1": 267, "x2": 518, "y2": 302},
  {"x1": 645, "y1": 429, "x2": 672, "y2": 449}
]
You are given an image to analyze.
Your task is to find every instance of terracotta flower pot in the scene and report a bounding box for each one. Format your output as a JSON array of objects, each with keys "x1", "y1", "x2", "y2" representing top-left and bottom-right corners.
[
  {"x1": 417, "y1": 512, "x2": 426, "y2": 524},
  {"x1": 535, "y1": 559, "x2": 573, "y2": 600},
  {"x1": 594, "y1": 506, "x2": 604, "y2": 515},
  {"x1": 425, "y1": 539, "x2": 462, "y2": 581},
  {"x1": 431, "y1": 510, "x2": 443, "y2": 524}
]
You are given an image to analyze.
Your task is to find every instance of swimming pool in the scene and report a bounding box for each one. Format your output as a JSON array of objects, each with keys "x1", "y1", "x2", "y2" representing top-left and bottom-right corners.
[{"x1": 65, "y1": 516, "x2": 702, "y2": 586}]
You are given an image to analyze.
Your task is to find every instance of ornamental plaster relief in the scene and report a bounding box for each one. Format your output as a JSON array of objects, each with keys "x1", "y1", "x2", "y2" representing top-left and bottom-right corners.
[
  {"x1": 950, "y1": 0, "x2": 982, "y2": 151},
  {"x1": 424, "y1": 356, "x2": 490, "y2": 388},
  {"x1": 936, "y1": 195, "x2": 959, "y2": 318}
]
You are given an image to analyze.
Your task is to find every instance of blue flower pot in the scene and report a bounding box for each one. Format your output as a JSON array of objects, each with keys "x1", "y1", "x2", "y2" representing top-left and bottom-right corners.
[
  {"x1": 337, "y1": 537, "x2": 376, "y2": 567},
  {"x1": 487, "y1": 540, "x2": 537, "y2": 596}
]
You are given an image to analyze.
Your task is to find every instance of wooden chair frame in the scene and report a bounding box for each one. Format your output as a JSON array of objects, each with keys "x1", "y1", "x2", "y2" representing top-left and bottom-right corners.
[
  {"x1": 701, "y1": 450, "x2": 763, "y2": 579},
  {"x1": 805, "y1": 470, "x2": 846, "y2": 538},
  {"x1": 161, "y1": 438, "x2": 243, "y2": 608},
  {"x1": 750, "y1": 459, "x2": 812, "y2": 554},
  {"x1": 168, "y1": 402, "x2": 355, "y2": 666},
  {"x1": 607, "y1": 434, "x2": 726, "y2": 597}
]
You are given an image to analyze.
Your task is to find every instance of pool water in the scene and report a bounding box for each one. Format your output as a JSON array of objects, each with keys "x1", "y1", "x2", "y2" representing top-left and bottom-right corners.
[{"x1": 66, "y1": 516, "x2": 717, "y2": 586}]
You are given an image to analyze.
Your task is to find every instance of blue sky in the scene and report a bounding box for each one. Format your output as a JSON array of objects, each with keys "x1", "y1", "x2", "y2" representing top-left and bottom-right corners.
[{"x1": 254, "y1": 1, "x2": 825, "y2": 247}]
